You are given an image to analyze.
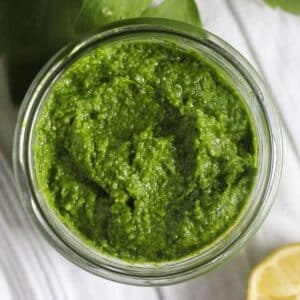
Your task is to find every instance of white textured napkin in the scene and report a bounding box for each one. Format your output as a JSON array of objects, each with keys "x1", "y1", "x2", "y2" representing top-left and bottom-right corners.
[{"x1": 0, "y1": 0, "x2": 299, "y2": 299}]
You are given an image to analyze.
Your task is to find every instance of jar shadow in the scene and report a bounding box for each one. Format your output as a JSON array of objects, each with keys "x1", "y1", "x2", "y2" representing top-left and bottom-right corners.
[{"x1": 159, "y1": 237, "x2": 282, "y2": 300}]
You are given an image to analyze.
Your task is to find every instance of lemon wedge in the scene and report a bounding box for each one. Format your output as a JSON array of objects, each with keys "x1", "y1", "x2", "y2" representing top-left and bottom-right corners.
[{"x1": 247, "y1": 243, "x2": 300, "y2": 300}]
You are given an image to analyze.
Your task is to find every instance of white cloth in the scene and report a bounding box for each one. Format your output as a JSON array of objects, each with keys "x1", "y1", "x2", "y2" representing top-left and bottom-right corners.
[{"x1": 0, "y1": 0, "x2": 299, "y2": 299}]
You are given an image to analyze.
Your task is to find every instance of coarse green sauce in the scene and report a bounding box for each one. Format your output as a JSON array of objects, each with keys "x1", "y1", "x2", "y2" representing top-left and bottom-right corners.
[{"x1": 34, "y1": 41, "x2": 257, "y2": 263}]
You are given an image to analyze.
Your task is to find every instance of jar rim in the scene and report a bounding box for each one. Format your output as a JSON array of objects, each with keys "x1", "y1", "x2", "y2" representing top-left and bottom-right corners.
[{"x1": 13, "y1": 18, "x2": 282, "y2": 286}]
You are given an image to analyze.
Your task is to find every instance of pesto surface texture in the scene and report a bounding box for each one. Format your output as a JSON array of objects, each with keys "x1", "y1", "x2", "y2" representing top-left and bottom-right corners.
[{"x1": 34, "y1": 40, "x2": 257, "y2": 263}]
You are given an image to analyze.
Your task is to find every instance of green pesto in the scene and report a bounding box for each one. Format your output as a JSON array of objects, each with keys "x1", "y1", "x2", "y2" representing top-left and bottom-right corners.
[{"x1": 33, "y1": 41, "x2": 257, "y2": 263}]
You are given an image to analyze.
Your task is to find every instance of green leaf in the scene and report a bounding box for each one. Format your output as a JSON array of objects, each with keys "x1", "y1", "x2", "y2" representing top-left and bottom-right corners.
[
  {"x1": 1, "y1": 0, "x2": 83, "y2": 62},
  {"x1": 142, "y1": 0, "x2": 201, "y2": 26},
  {"x1": 0, "y1": 0, "x2": 202, "y2": 103},
  {"x1": 264, "y1": 0, "x2": 300, "y2": 15},
  {"x1": 76, "y1": 0, "x2": 152, "y2": 33},
  {"x1": 0, "y1": 0, "x2": 84, "y2": 103},
  {"x1": 0, "y1": 2, "x2": 5, "y2": 52}
]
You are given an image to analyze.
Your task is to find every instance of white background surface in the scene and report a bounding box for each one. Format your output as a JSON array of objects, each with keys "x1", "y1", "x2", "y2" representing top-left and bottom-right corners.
[{"x1": 0, "y1": 0, "x2": 299, "y2": 299}]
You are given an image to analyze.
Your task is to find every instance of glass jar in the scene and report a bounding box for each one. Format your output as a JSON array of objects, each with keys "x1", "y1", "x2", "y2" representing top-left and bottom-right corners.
[{"x1": 13, "y1": 18, "x2": 282, "y2": 286}]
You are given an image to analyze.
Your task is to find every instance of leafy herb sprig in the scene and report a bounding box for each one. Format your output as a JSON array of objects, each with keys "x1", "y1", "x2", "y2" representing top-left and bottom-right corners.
[
  {"x1": 0, "y1": 0, "x2": 200, "y2": 103},
  {"x1": 1, "y1": 0, "x2": 299, "y2": 103}
]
